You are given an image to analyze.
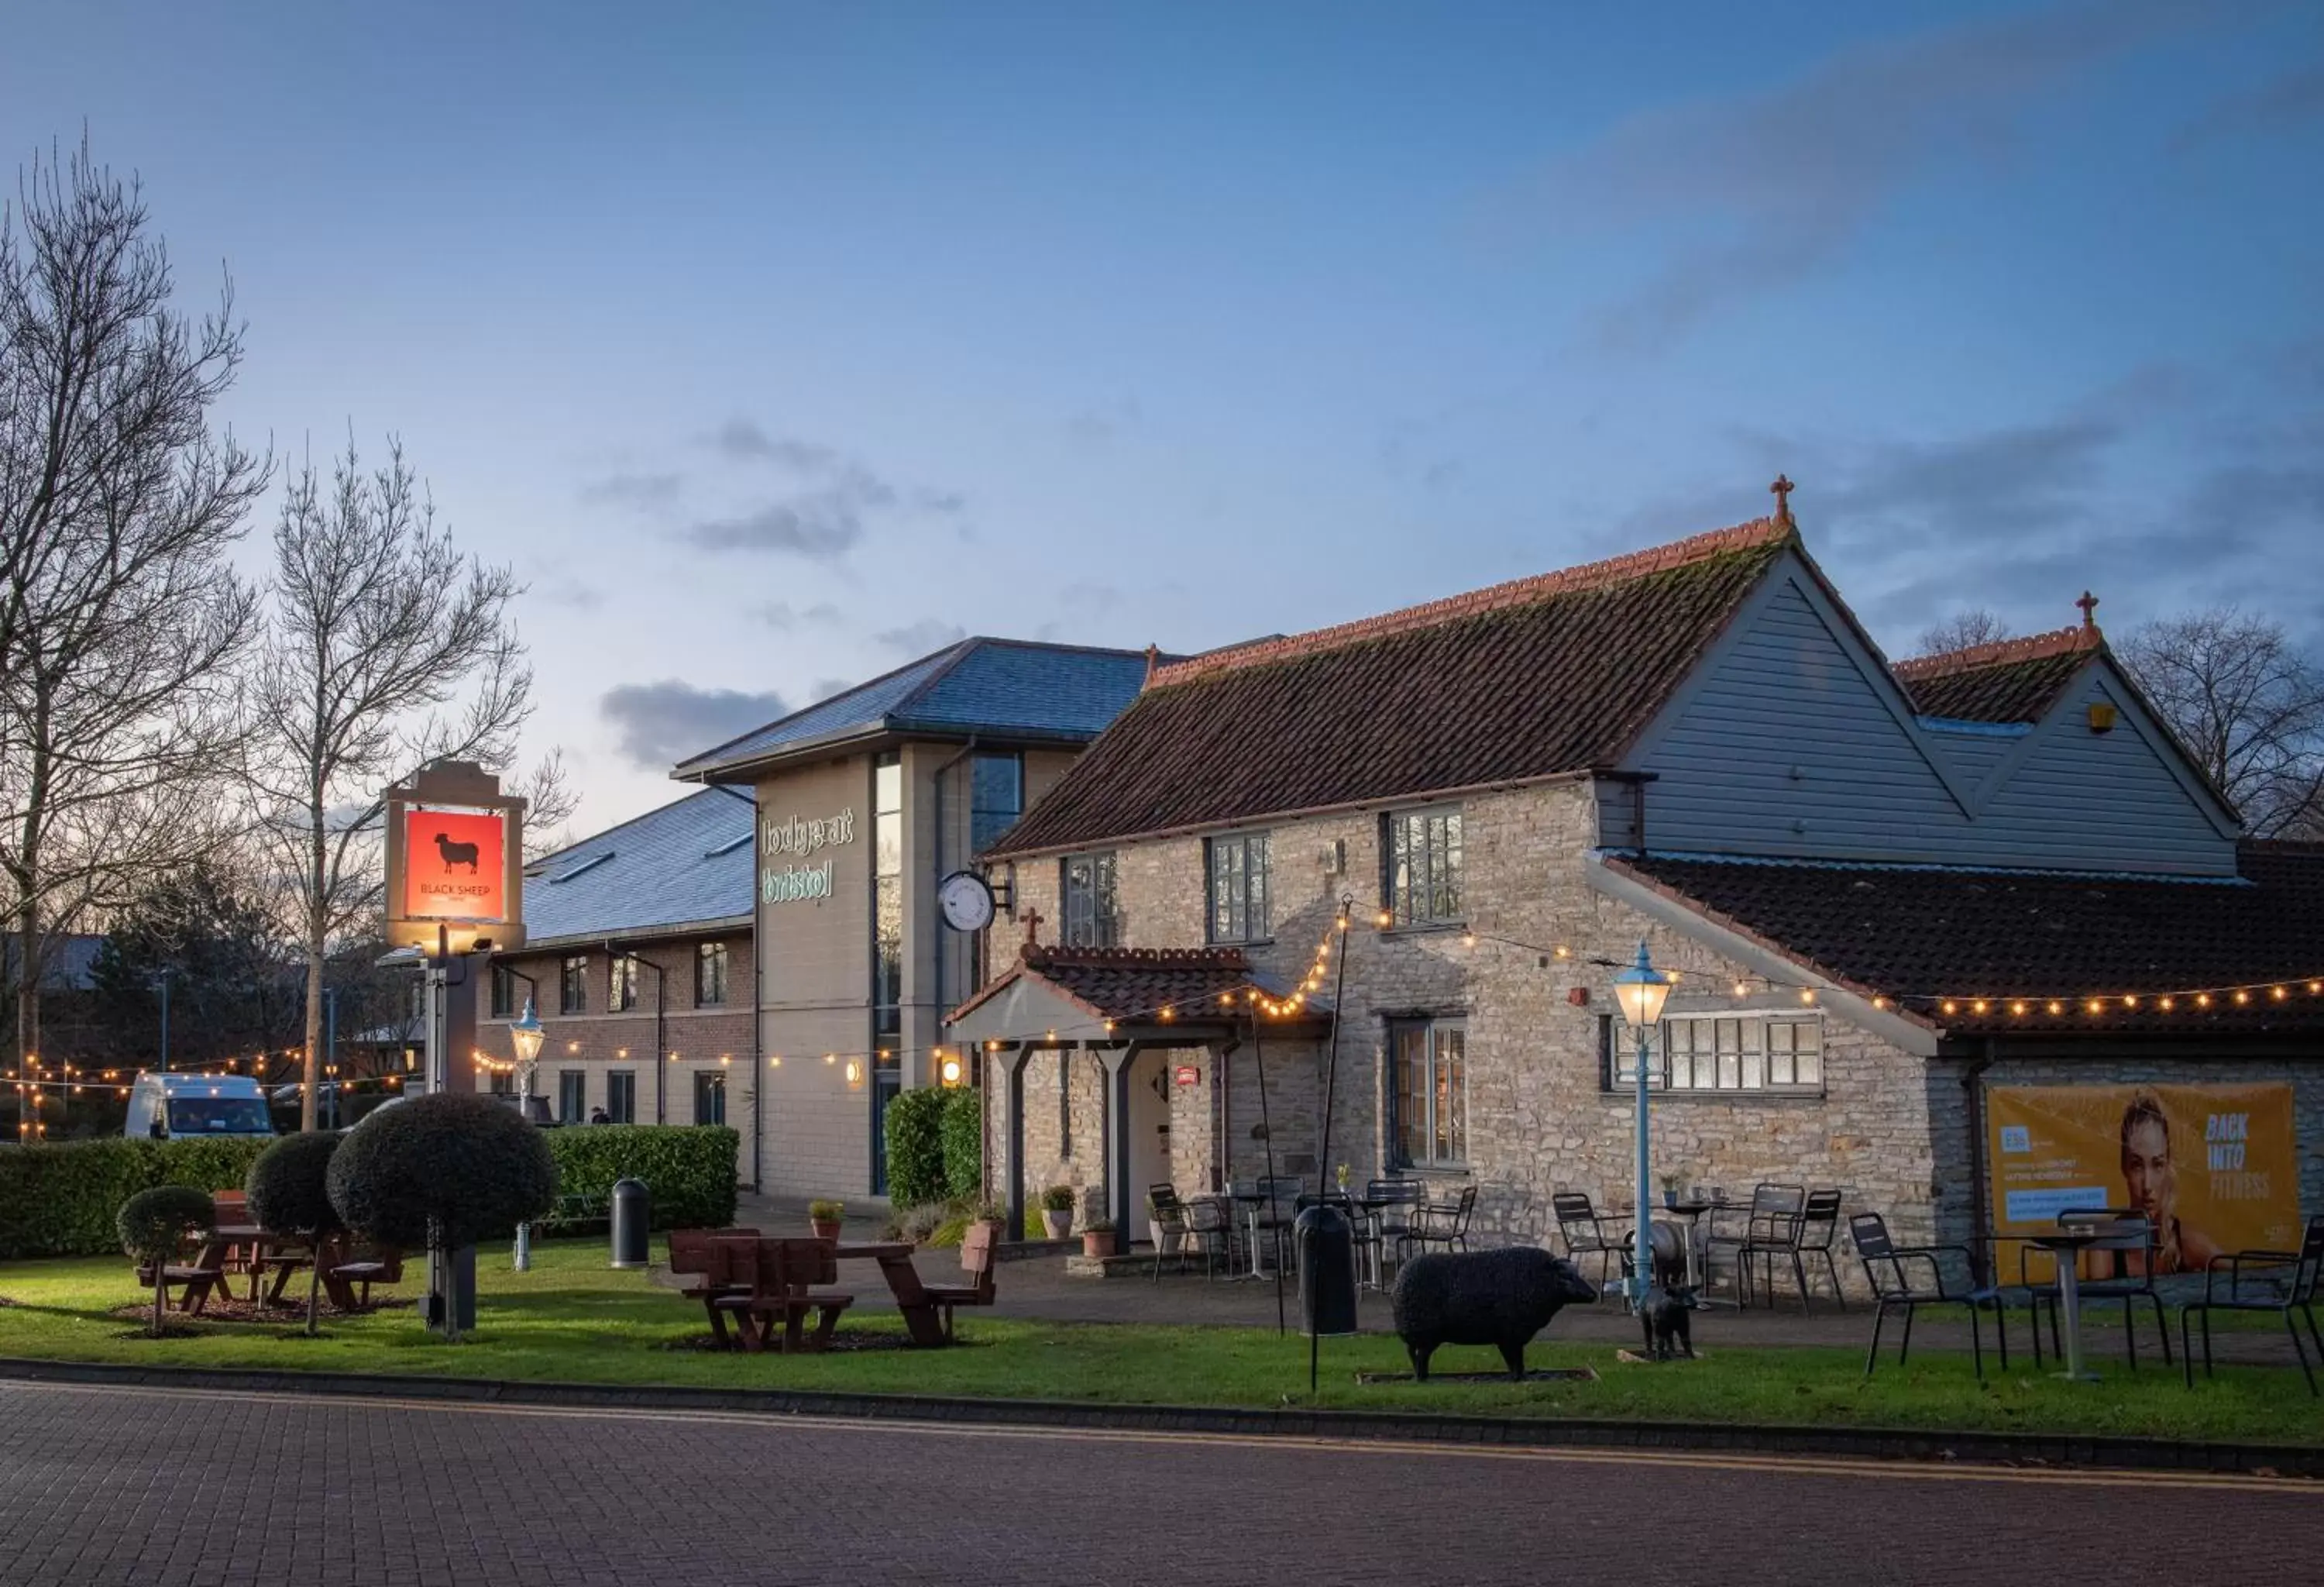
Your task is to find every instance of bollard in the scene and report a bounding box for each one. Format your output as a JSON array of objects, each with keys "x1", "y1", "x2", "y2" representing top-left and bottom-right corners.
[
  {"x1": 610, "y1": 1178, "x2": 650, "y2": 1269},
  {"x1": 1294, "y1": 1203, "x2": 1358, "y2": 1337}
]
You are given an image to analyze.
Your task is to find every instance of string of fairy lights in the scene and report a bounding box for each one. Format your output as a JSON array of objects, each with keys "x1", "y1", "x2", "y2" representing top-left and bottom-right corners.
[{"x1": 15, "y1": 905, "x2": 2320, "y2": 1137}]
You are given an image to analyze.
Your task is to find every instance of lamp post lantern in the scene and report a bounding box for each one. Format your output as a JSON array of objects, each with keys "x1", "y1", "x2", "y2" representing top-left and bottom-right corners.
[
  {"x1": 507, "y1": 996, "x2": 546, "y2": 1270},
  {"x1": 1611, "y1": 940, "x2": 1674, "y2": 1314}
]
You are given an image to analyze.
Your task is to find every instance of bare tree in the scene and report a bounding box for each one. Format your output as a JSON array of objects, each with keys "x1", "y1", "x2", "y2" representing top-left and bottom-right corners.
[
  {"x1": 247, "y1": 436, "x2": 571, "y2": 1129},
  {"x1": 2121, "y1": 608, "x2": 2324, "y2": 838},
  {"x1": 0, "y1": 138, "x2": 268, "y2": 1086},
  {"x1": 1915, "y1": 609, "x2": 2013, "y2": 657}
]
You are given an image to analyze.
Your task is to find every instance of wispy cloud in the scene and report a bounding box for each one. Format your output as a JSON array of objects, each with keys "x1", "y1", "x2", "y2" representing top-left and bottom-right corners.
[
  {"x1": 580, "y1": 471, "x2": 684, "y2": 509},
  {"x1": 752, "y1": 600, "x2": 844, "y2": 630},
  {"x1": 599, "y1": 680, "x2": 790, "y2": 769},
  {"x1": 1527, "y1": 2, "x2": 2195, "y2": 351},
  {"x1": 535, "y1": 574, "x2": 607, "y2": 612},
  {"x1": 680, "y1": 497, "x2": 866, "y2": 558},
  {"x1": 2176, "y1": 58, "x2": 2324, "y2": 147},
  {"x1": 707, "y1": 418, "x2": 841, "y2": 471},
  {"x1": 873, "y1": 618, "x2": 968, "y2": 656}
]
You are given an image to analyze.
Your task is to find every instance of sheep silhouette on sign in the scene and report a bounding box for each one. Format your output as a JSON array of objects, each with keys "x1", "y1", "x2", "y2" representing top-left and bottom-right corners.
[{"x1": 434, "y1": 831, "x2": 481, "y2": 874}]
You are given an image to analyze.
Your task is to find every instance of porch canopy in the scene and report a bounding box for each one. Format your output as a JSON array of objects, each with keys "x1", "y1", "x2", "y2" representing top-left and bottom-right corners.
[{"x1": 946, "y1": 943, "x2": 1329, "y2": 1241}]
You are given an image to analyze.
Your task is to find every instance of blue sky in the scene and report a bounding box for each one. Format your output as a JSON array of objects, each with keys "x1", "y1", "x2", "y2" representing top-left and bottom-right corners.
[{"x1": 7, "y1": 1, "x2": 2321, "y2": 828}]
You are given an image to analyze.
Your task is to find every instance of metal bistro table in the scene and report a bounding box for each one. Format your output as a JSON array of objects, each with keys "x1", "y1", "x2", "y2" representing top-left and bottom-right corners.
[
  {"x1": 2031, "y1": 1228, "x2": 2103, "y2": 1382},
  {"x1": 1662, "y1": 1200, "x2": 1738, "y2": 1310}
]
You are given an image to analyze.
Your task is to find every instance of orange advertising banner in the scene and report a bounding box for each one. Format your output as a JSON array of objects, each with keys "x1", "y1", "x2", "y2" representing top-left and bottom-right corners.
[
  {"x1": 401, "y1": 807, "x2": 507, "y2": 924},
  {"x1": 1987, "y1": 1083, "x2": 2300, "y2": 1278}
]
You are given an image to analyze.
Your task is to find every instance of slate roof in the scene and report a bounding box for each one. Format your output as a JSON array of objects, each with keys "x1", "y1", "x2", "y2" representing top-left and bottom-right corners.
[
  {"x1": 988, "y1": 519, "x2": 1795, "y2": 857},
  {"x1": 518, "y1": 786, "x2": 756, "y2": 946},
  {"x1": 1609, "y1": 844, "x2": 2324, "y2": 1036},
  {"x1": 1893, "y1": 625, "x2": 2101, "y2": 724},
  {"x1": 673, "y1": 639, "x2": 1157, "y2": 781},
  {"x1": 946, "y1": 944, "x2": 1325, "y2": 1027}
]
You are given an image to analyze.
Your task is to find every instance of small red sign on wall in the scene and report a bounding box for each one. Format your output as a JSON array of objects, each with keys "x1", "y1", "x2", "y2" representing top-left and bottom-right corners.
[{"x1": 1174, "y1": 1065, "x2": 1200, "y2": 1086}]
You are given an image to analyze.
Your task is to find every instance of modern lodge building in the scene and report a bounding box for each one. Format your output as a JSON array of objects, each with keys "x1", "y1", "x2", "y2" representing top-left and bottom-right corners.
[{"x1": 948, "y1": 506, "x2": 2324, "y2": 1264}]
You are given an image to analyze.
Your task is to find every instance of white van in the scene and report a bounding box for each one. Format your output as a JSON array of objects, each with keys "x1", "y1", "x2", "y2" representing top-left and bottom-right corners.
[{"x1": 124, "y1": 1072, "x2": 277, "y2": 1141}]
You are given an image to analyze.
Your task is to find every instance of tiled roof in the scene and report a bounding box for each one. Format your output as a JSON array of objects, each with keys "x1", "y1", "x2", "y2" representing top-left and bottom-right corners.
[
  {"x1": 988, "y1": 520, "x2": 1794, "y2": 856},
  {"x1": 947, "y1": 943, "x2": 1324, "y2": 1027},
  {"x1": 1610, "y1": 843, "x2": 2324, "y2": 1035},
  {"x1": 673, "y1": 639, "x2": 1156, "y2": 780},
  {"x1": 518, "y1": 787, "x2": 756, "y2": 946},
  {"x1": 1894, "y1": 625, "x2": 2101, "y2": 724},
  {"x1": 949, "y1": 945, "x2": 1258, "y2": 1025}
]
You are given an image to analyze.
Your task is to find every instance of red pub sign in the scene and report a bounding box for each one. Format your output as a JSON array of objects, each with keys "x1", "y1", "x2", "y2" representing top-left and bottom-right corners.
[
  {"x1": 401, "y1": 806, "x2": 507, "y2": 923},
  {"x1": 383, "y1": 759, "x2": 526, "y2": 954}
]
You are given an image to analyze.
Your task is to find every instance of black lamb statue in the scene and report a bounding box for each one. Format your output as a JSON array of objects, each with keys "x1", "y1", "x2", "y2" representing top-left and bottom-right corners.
[{"x1": 1391, "y1": 1246, "x2": 1599, "y2": 1380}]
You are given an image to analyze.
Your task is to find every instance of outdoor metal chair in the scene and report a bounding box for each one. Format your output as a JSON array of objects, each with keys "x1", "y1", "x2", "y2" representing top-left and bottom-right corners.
[
  {"x1": 1398, "y1": 1184, "x2": 1477, "y2": 1260},
  {"x1": 1552, "y1": 1192, "x2": 1631, "y2": 1300},
  {"x1": 1739, "y1": 1187, "x2": 1842, "y2": 1313},
  {"x1": 2021, "y1": 1209, "x2": 2172, "y2": 1370},
  {"x1": 2180, "y1": 1213, "x2": 2323, "y2": 1396},
  {"x1": 1147, "y1": 1189, "x2": 1191, "y2": 1281},
  {"x1": 1177, "y1": 1195, "x2": 1239, "y2": 1281},
  {"x1": 1851, "y1": 1211, "x2": 2012, "y2": 1379},
  {"x1": 1718, "y1": 1183, "x2": 1806, "y2": 1308},
  {"x1": 1363, "y1": 1179, "x2": 1425, "y2": 1288},
  {"x1": 1250, "y1": 1176, "x2": 1303, "y2": 1274}
]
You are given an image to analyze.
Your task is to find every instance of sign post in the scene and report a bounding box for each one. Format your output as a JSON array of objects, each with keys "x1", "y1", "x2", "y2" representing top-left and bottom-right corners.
[{"x1": 381, "y1": 759, "x2": 527, "y2": 1337}]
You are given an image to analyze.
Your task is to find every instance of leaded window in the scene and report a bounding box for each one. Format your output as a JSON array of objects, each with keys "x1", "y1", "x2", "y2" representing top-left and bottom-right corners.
[
  {"x1": 1206, "y1": 831, "x2": 1271, "y2": 944},
  {"x1": 1061, "y1": 852, "x2": 1120, "y2": 948},
  {"x1": 1384, "y1": 807, "x2": 1463, "y2": 927},
  {"x1": 1389, "y1": 1018, "x2": 1466, "y2": 1168}
]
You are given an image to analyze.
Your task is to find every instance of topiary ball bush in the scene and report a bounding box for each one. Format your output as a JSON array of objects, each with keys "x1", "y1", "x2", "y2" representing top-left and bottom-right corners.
[
  {"x1": 117, "y1": 1184, "x2": 215, "y2": 1263},
  {"x1": 327, "y1": 1093, "x2": 558, "y2": 1251},
  {"x1": 246, "y1": 1131, "x2": 344, "y2": 1236}
]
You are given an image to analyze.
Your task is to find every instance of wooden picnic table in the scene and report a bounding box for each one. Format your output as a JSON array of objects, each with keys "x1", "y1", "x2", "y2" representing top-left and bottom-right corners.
[
  {"x1": 195, "y1": 1225, "x2": 365, "y2": 1312},
  {"x1": 833, "y1": 1241, "x2": 946, "y2": 1348}
]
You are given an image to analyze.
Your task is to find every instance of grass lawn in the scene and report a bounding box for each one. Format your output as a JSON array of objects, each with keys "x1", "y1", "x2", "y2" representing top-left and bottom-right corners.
[{"x1": 1, "y1": 1237, "x2": 2315, "y2": 1448}]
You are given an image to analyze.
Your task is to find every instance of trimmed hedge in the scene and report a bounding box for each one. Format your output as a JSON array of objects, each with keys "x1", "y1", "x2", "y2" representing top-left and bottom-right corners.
[
  {"x1": 0, "y1": 1137, "x2": 271, "y2": 1262},
  {"x1": 940, "y1": 1090, "x2": 982, "y2": 1202},
  {"x1": 882, "y1": 1088, "x2": 949, "y2": 1207},
  {"x1": 545, "y1": 1125, "x2": 738, "y2": 1231}
]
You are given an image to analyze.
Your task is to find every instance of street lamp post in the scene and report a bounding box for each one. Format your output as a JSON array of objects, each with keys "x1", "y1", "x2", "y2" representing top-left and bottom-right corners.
[
  {"x1": 507, "y1": 997, "x2": 546, "y2": 1271},
  {"x1": 1611, "y1": 940, "x2": 1675, "y2": 1315}
]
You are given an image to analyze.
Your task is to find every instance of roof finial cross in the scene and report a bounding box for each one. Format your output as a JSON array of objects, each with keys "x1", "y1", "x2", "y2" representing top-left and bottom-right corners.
[
  {"x1": 2075, "y1": 590, "x2": 2099, "y2": 630},
  {"x1": 1769, "y1": 473, "x2": 1795, "y2": 525}
]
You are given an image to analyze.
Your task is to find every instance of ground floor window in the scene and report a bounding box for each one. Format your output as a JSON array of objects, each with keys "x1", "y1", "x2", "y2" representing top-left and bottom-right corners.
[
  {"x1": 487, "y1": 1067, "x2": 512, "y2": 1096},
  {"x1": 1389, "y1": 1017, "x2": 1466, "y2": 1168},
  {"x1": 1604, "y1": 1014, "x2": 1825, "y2": 1093},
  {"x1": 693, "y1": 1069, "x2": 727, "y2": 1126},
  {"x1": 607, "y1": 1070, "x2": 637, "y2": 1124},
  {"x1": 558, "y1": 1069, "x2": 586, "y2": 1124}
]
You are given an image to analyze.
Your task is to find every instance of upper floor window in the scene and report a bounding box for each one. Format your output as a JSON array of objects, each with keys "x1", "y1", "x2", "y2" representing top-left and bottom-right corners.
[
  {"x1": 559, "y1": 955, "x2": 588, "y2": 1015},
  {"x1": 970, "y1": 752, "x2": 1023, "y2": 854},
  {"x1": 873, "y1": 752, "x2": 904, "y2": 1038},
  {"x1": 1606, "y1": 1014, "x2": 1825, "y2": 1094},
  {"x1": 490, "y1": 963, "x2": 516, "y2": 1019},
  {"x1": 609, "y1": 954, "x2": 639, "y2": 1013},
  {"x1": 1061, "y1": 852, "x2": 1120, "y2": 948},
  {"x1": 696, "y1": 941, "x2": 730, "y2": 1007},
  {"x1": 1389, "y1": 1017, "x2": 1466, "y2": 1169},
  {"x1": 1206, "y1": 831, "x2": 1271, "y2": 944},
  {"x1": 1384, "y1": 807, "x2": 1463, "y2": 927}
]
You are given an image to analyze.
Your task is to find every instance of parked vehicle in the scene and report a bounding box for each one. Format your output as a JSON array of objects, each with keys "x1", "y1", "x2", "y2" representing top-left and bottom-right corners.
[{"x1": 124, "y1": 1072, "x2": 276, "y2": 1141}]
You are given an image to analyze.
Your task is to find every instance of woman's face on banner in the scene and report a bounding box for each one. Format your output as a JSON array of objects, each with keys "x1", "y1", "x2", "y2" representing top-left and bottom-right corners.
[{"x1": 2122, "y1": 1117, "x2": 2174, "y2": 1220}]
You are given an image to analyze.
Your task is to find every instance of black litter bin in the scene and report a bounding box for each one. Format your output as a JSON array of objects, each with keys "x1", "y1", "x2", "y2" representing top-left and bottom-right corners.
[
  {"x1": 1295, "y1": 1203, "x2": 1358, "y2": 1337},
  {"x1": 610, "y1": 1177, "x2": 650, "y2": 1269}
]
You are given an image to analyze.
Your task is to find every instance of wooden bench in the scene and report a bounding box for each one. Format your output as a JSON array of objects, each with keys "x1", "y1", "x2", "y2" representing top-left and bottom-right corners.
[
  {"x1": 668, "y1": 1228, "x2": 762, "y2": 1349},
  {"x1": 326, "y1": 1240, "x2": 404, "y2": 1310},
  {"x1": 137, "y1": 1238, "x2": 230, "y2": 1317},
  {"x1": 921, "y1": 1221, "x2": 1000, "y2": 1341},
  {"x1": 724, "y1": 1238, "x2": 855, "y2": 1354}
]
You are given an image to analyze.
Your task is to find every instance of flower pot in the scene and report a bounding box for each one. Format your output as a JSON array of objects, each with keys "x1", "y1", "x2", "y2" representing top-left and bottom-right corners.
[
  {"x1": 1041, "y1": 1210, "x2": 1072, "y2": 1240},
  {"x1": 1082, "y1": 1229, "x2": 1116, "y2": 1259},
  {"x1": 810, "y1": 1220, "x2": 842, "y2": 1242},
  {"x1": 1662, "y1": 1190, "x2": 1679, "y2": 1209}
]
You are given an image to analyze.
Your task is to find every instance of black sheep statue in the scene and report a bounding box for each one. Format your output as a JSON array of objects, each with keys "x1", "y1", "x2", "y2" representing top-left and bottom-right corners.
[{"x1": 1391, "y1": 1246, "x2": 1598, "y2": 1380}]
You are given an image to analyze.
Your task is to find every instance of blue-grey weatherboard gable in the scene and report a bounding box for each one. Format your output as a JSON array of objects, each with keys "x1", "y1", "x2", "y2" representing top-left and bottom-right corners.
[{"x1": 1606, "y1": 547, "x2": 2242, "y2": 877}]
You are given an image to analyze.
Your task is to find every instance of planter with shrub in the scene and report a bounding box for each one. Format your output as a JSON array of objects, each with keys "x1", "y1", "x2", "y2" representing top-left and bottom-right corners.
[
  {"x1": 1040, "y1": 1184, "x2": 1075, "y2": 1240},
  {"x1": 1081, "y1": 1218, "x2": 1116, "y2": 1260},
  {"x1": 115, "y1": 1185, "x2": 215, "y2": 1337},
  {"x1": 808, "y1": 1199, "x2": 845, "y2": 1241}
]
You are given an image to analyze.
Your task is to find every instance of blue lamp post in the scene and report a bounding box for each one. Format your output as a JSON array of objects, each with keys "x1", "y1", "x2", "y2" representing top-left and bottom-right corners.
[{"x1": 1611, "y1": 941, "x2": 1675, "y2": 1313}]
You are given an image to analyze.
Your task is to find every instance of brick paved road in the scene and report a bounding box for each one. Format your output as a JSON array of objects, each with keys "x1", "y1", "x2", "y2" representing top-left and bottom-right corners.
[{"x1": 3, "y1": 1380, "x2": 2319, "y2": 1586}]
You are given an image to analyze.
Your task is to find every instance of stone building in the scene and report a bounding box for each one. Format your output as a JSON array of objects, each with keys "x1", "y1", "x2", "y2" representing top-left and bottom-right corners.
[{"x1": 949, "y1": 506, "x2": 2324, "y2": 1272}]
